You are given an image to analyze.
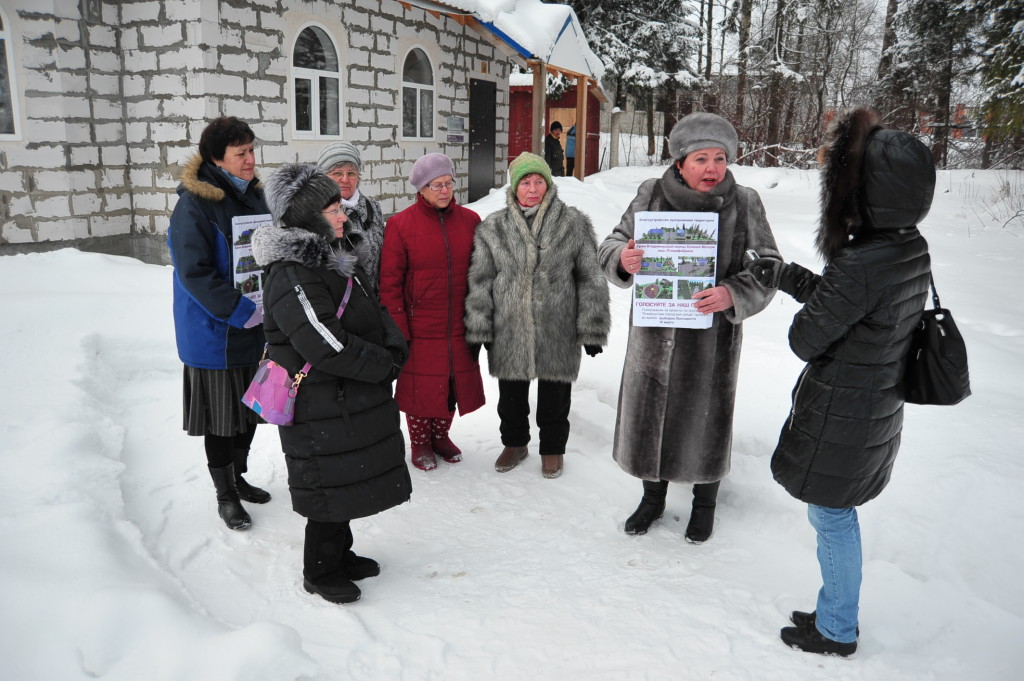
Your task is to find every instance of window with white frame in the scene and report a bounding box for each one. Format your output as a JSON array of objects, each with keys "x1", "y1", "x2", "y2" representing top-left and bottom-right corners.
[
  {"x1": 0, "y1": 7, "x2": 18, "y2": 137},
  {"x1": 292, "y1": 25, "x2": 340, "y2": 138},
  {"x1": 402, "y1": 48, "x2": 434, "y2": 139}
]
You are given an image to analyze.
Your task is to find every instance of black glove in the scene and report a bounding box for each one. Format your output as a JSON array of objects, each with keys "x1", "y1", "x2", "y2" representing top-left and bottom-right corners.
[
  {"x1": 584, "y1": 344, "x2": 603, "y2": 357},
  {"x1": 385, "y1": 362, "x2": 403, "y2": 383},
  {"x1": 750, "y1": 258, "x2": 783, "y2": 288},
  {"x1": 750, "y1": 259, "x2": 818, "y2": 303},
  {"x1": 468, "y1": 343, "x2": 481, "y2": 362}
]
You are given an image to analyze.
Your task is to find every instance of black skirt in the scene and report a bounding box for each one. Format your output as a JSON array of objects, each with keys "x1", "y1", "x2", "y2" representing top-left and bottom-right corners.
[{"x1": 182, "y1": 365, "x2": 261, "y2": 436}]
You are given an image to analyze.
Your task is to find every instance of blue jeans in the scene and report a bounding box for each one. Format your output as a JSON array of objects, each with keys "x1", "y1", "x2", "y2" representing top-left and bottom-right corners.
[{"x1": 808, "y1": 504, "x2": 862, "y2": 643}]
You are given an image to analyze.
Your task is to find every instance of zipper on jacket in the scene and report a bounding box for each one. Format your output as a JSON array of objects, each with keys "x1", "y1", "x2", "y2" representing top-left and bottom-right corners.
[{"x1": 787, "y1": 366, "x2": 810, "y2": 430}]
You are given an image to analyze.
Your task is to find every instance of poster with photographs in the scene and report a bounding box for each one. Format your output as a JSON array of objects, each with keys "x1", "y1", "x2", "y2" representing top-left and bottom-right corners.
[
  {"x1": 232, "y1": 214, "x2": 272, "y2": 306},
  {"x1": 632, "y1": 211, "x2": 718, "y2": 329}
]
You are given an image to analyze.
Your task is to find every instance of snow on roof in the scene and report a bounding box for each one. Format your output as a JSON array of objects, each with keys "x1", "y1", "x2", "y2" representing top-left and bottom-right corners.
[{"x1": 415, "y1": 0, "x2": 604, "y2": 80}]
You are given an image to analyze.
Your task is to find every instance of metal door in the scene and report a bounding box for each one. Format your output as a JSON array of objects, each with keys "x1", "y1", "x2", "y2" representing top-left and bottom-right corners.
[{"x1": 468, "y1": 78, "x2": 497, "y2": 203}]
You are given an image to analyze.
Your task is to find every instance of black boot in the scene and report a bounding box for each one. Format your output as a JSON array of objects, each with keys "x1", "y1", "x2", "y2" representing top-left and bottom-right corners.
[
  {"x1": 208, "y1": 463, "x2": 251, "y2": 530},
  {"x1": 685, "y1": 481, "x2": 720, "y2": 544},
  {"x1": 233, "y1": 449, "x2": 271, "y2": 504},
  {"x1": 304, "y1": 520, "x2": 361, "y2": 604},
  {"x1": 781, "y1": 623, "x2": 857, "y2": 657},
  {"x1": 791, "y1": 610, "x2": 859, "y2": 636},
  {"x1": 624, "y1": 480, "x2": 668, "y2": 535}
]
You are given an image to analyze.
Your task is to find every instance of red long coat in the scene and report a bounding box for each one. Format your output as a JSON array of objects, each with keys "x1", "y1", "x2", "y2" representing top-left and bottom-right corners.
[{"x1": 380, "y1": 194, "x2": 486, "y2": 418}]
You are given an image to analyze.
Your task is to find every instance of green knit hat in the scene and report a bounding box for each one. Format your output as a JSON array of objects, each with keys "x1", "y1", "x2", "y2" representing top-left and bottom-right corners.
[{"x1": 508, "y1": 151, "x2": 552, "y2": 192}]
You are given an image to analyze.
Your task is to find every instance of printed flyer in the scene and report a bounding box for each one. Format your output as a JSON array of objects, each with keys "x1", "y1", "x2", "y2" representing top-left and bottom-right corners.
[
  {"x1": 232, "y1": 213, "x2": 272, "y2": 306},
  {"x1": 632, "y1": 211, "x2": 718, "y2": 329}
]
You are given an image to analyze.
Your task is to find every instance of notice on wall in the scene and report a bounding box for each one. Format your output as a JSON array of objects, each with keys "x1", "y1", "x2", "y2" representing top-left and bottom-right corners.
[
  {"x1": 631, "y1": 211, "x2": 719, "y2": 329},
  {"x1": 232, "y1": 213, "x2": 272, "y2": 306},
  {"x1": 447, "y1": 116, "x2": 467, "y2": 143}
]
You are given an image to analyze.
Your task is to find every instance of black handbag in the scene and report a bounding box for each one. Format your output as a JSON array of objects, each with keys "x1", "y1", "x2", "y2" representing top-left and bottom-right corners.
[{"x1": 904, "y1": 273, "x2": 971, "y2": 405}]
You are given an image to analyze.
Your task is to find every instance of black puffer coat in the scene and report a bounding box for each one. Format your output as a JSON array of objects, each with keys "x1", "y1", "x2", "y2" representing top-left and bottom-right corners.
[
  {"x1": 253, "y1": 224, "x2": 411, "y2": 522},
  {"x1": 771, "y1": 109, "x2": 934, "y2": 508}
]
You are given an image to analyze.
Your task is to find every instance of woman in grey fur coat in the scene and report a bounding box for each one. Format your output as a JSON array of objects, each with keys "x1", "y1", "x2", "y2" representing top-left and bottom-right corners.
[
  {"x1": 598, "y1": 112, "x2": 781, "y2": 543},
  {"x1": 317, "y1": 142, "x2": 386, "y2": 294},
  {"x1": 465, "y1": 152, "x2": 610, "y2": 479}
]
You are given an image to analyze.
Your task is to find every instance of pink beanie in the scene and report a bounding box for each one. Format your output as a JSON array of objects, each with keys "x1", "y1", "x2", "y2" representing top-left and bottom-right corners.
[{"x1": 409, "y1": 153, "x2": 455, "y2": 191}]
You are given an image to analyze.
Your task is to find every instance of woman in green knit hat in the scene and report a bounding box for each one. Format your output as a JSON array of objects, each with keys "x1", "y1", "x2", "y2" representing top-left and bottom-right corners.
[{"x1": 464, "y1": 152, "x2": 611, "y2": 479}]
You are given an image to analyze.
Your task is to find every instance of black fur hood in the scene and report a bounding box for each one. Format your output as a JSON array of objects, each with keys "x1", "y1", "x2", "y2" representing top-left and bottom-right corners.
[
  {"x1": 817, "y1": 107, "x2": 935, "y2": 260},
  {"x1": 252, "y1": 223, "x2": 362, "y2": 278}
]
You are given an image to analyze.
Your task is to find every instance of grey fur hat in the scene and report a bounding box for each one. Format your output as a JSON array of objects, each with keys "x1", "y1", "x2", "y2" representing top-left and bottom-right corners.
[
  {"x1": 264, "y1": 163, "x2": 340, "y2": 241},
  {"x1": 317, "y1": 141, "x2": 362, "y2": 173},
  {"x1": 668, "y1": 112, "x2": 738, "y2": 162},
  {"x1": 409, "y1": 152, "x2": 455, "y2": 191}
]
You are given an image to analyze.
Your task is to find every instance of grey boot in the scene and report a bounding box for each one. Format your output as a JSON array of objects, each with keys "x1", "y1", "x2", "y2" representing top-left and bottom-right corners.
[{"x1": 208, "y1": 463, "x2": 252, "y2": 530}]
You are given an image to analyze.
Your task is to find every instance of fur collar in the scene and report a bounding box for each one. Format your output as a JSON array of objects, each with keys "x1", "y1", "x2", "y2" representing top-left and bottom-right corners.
[
  {"x1": 817, "y1": 107, "x2": 883, "y2": 260},
  {"x1": 177, "y1": 154, "x2": 262, "y2": 202},
  {"x1": 504, "y1": 182, "x2": 560, "y2": 237},
  {"x1": 251, "y1": 223, "x2": 360, "y2": 277}
]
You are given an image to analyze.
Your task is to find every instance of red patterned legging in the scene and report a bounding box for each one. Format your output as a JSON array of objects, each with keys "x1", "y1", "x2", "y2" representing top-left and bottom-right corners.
[{"x1": 405, "y1": 414, "x2": 454, "y2": 445}]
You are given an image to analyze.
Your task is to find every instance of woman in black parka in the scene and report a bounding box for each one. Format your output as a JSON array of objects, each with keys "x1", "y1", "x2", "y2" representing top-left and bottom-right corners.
[
  {"x1": 750, "y1": 107, "x2": 934, "y2": 657},
  {"x1": 252, "y1": 163, "x2": 411, "y2": 605}
]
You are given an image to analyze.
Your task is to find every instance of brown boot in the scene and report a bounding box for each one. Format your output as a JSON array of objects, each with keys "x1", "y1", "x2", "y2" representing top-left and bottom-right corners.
[
  {"x1": 541, "y1": 454, "x2": 563, "y2": 479},
  {"x1": 494, "y1": 445, "x2": 528, "y2": 472}
]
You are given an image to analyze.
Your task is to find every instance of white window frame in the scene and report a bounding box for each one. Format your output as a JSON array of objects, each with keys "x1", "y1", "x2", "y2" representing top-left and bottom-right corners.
[
  {"x1": 290, "y1": 22, "x2": 342, "y2": 140},
  {"x1": 400, "y1": 46, "x2": 436, "y2": 142},
  {"x1": 0, "y1": 4, "x2": 21, "y2": 140}
]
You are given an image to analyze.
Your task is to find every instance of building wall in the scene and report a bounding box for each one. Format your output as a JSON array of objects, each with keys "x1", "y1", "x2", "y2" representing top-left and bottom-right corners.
[{"x1": 0, "y1": 0, "x2": 510, "y2": 263}]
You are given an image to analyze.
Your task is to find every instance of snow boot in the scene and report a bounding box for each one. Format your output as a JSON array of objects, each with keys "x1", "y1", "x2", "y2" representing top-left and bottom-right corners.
[
  {"x1": 342, "y1": 551, "x2": 381, "y2": 581},
  {"x1": 791, "y1": 611, "x2": 859, "y2": 636},
  {"x1": 624, "y1": 479, "x2": 668, "y2": 535},
  {"x1": 233, "y1": 450, "x2": 271, "y2": 504},
  {"x1": 208, "y1": 463, "x2": 251, "y2": 531},
  {"x1": 684, "y1": 481, "x2": 720, "y2": 544},
  {"x1": 541, "y1": 454, "x2": 563, "y2": 479},
  {"x1": 781, "y1": 623, "x2": 857, "y2": 657},
  {"x1": 495, "y1": 445, "x2": 528, "y2": 472},
  {"x1": 411, "y1": 443, "x2": 438, "y2": 471},
  {"x1": 303, "y1": 577, "x2": 361, "y2": 604},
  {"x1": 432, "y1": 435, "x2": 463, "y2": 463}
]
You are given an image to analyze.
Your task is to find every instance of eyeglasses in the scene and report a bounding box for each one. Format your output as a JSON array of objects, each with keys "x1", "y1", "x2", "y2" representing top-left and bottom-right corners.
[
  {"x1": 322, "y1": 206, "x2": 345, "y2": 216},
  {"x1": 427, "y1": 181, "x2": 455, "y2": 192}
]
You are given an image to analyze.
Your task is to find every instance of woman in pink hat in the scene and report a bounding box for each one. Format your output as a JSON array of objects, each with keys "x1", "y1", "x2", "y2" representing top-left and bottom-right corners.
[{"x1": 379, "y1": 153, "x2": 486, "y2": 471}]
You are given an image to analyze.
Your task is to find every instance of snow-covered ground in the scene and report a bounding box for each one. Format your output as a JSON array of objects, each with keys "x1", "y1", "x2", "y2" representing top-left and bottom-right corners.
[{"x1": 2, "y1": 165, "x2": 1022, "y2": 681}]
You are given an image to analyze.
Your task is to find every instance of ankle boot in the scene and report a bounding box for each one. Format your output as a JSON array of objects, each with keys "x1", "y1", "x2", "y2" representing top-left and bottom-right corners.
[
  {"x1": 624, "y1": 480, "x2": 668, "y2": 535},
  {"x1": 432, "y1": 435, "x2": 462, "y2": 463},
  {"x1": 541, "y1": 454, "x2": 563, "y2": 479},
  {"x1": 685, "y1": 481, "x2": 719, "y2": 544},
  {"x1": 208, "y1": 463, "x2": 251, "y2": 530},
  {"x1": 495, "y1": 445, "x2": 528, "y2": 472},
  {"x1": 233, "y1": 450, "x2": 271, "y2": 504},
  {"x1": 411, "y1": 443, "x2": 438, "y2": 471}
]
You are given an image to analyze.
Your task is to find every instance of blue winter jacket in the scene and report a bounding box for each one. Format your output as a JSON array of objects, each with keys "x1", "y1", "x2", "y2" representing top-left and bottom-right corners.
[
  {"x1": 168, "y1": 155, "x2": 268, "y2": 369},
  {"x1": 565, "y1": 125, "x2": 576, "y2": 158}
]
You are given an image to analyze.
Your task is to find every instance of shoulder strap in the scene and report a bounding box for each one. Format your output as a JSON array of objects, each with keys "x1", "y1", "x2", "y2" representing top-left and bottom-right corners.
[
  {"x1": 337, "y1": 277, "x2": 354, "y2": 317},
  {"x1": 928, "y1": 272, "x2": 941, "y2": 310}
]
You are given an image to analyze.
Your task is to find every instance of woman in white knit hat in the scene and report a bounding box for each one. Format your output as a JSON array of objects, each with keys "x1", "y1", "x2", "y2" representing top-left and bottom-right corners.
[
  {"x1": 598, "y1": 112, "x2": 782, "y2": 544},
  {"x1": 317, "y1": 142, "x2": 385, "y2": 294}
]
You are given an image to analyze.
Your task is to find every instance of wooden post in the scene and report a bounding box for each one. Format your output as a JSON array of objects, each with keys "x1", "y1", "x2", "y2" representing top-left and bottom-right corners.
[
  {"x1": 574, "y1": 75, "x2": 587, "y2": 179},
  {"x1": 531, "y1": 60, "x2": 546, "y2": 156}
]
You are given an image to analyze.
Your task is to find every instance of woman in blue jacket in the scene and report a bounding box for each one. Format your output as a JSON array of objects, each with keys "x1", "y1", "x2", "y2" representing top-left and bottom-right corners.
[{"x1": 168, "y1": 116, "x2": 271, "y2": 531}]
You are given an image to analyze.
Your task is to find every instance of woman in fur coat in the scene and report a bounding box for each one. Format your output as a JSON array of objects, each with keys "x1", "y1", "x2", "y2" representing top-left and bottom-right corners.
[
  {"x1": 749, "y1": 108, "x2": 934, "y2": 656},
  {"x1": 252, "y1": 164, "x2": 411, "y2": 605},
  {"x1": 464, "y1": 152, "x2": 611, "y2": 479},
  {"x1": 598, "y1": 112, "x2": 781, "y2": 544}
]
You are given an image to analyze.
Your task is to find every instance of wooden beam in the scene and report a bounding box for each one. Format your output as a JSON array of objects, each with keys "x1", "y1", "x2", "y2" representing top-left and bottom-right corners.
[
  {"x1": 575, "y1": 74, "x2": 587, "y2": 180},
  {"x1": 531, "y1": 60, "x2": 547, "y2": 157}
]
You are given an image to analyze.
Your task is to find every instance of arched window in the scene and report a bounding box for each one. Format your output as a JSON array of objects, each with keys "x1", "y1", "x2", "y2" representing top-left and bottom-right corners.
[
  {"x1": 0, "y1": 6, "x2": 18, "y2": 137},
  {"x1": 402, "y1": 48, "x2": 434, "y2": 140},
  {"x1": 292, "y1": 25, "x2": 340, "y2": 138}
]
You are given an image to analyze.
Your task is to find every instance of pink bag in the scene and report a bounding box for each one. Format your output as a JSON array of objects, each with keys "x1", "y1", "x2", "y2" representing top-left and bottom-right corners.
[
  {"x1": 242, "y1": 277, "x2": 354, "y2": 426},
  {"x1": 241, "y1": 358, "x2": 311, "y2": 426}
]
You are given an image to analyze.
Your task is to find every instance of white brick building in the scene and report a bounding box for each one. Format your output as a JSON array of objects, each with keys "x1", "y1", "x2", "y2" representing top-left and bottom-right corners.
[{"x1": 0, "y1": 0, "x2": 513, "y2": 263}]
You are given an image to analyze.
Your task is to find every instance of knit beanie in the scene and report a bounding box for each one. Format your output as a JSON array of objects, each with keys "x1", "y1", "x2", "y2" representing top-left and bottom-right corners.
[
  {"x1": 550, "y1": 121, "x2": 563, "y2": 132},
  {"x1": 409, "y1": 152, "x2": 456, "y2": 191},
  {"x1": 264, "y1": 163, "x2": 341, "y2": 241},
  {"x1": 508, "y1": 151, "x2": 552, "y2": 190},
  {"x1": 317, "y1": 141, "x2": 362, "y2": 173},
  {"x1": 668, "y1": 112, "x2": 738, "y2": 162}
]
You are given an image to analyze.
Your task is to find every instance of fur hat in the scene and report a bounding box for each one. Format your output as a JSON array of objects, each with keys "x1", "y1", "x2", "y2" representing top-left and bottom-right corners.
[
  {"x1": 264, "y1": 163, "x2": 340, "y2": 241},
  {"x1": 817, "y1": 107, "x2": 935, "y2": 260},
  {"x1": 317, "y1": 141, "x2": 362, "y2": 173},
  {"x1": 668, "y1": 112, "x2": 738, "y2": 162},
  {"x1": 508, "y1": 151, "x2": 552, "y2": 191},
  {"x1": 409, "y1": 152, "x2": 455, "y2": 191}
]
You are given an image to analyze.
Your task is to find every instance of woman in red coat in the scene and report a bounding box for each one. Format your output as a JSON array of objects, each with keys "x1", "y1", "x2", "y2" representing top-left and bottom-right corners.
[{"x1": 380, "y1": 153, "x2": 486, "y2": 471}]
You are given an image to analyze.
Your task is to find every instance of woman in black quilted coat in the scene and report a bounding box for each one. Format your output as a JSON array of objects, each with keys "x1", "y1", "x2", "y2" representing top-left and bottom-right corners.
[
  {"x1": 252, "y1": 163, "x2": 411, "y2": 605},
  {"x1": 750, "y1": 108, "x2": 934, "y2": 657}
]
